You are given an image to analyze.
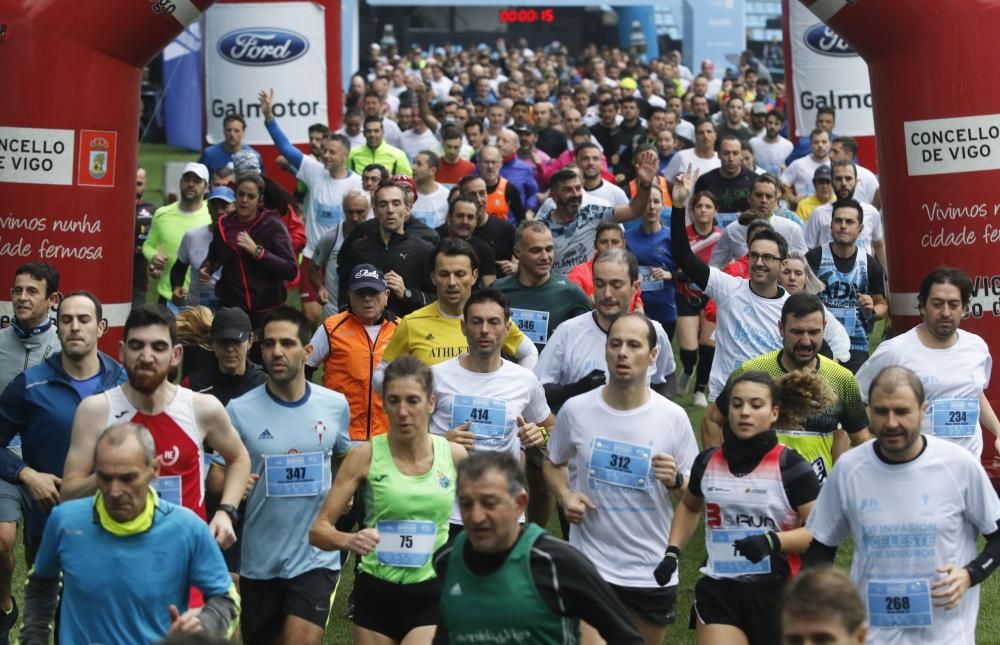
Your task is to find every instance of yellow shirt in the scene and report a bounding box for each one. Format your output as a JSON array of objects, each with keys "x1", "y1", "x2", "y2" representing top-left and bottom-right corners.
[
  {"x1": 382, "y1": 302, "x2": 527, "y2": 365},
  {"x1": 795, "y1": 194, "x2": 834, "y2": 221}
]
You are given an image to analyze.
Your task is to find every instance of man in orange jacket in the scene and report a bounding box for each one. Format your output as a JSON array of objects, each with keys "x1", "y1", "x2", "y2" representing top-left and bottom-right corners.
[{"x1": 305, "y1": 263, "x2": 397, "y2": 444}]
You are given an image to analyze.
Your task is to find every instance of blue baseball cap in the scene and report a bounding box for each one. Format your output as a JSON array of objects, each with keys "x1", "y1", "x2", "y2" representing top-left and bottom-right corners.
[
  {"x1": 207, "y1": 186, "x2": 235, "y2": 203},
  {"x1": 349, "y1": 264, "x2": 387, "y2": 292}
]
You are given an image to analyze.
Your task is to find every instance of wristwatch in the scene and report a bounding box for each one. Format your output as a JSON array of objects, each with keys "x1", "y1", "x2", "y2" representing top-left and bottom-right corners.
[
  {"x1": 669, "y1": 472, "x2": 685, "y2": 490},
  {"x1": 218, "y1": 503, "x2": 240, "y2": 524},
  {"x1": 403, "y1": 288, "x2": 413, "y2": 300}
]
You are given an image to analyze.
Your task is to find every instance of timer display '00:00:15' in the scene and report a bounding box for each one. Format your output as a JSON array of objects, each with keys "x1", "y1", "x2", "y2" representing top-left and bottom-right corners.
[{"x1": 499, "y1": 9, "x2": 555, "y2": 23}]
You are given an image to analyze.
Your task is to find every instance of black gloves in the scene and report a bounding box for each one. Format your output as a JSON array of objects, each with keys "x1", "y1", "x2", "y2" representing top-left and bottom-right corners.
[
  {"x1": 733, "y1": 531, "x2": 781, "y2": 564},
  {"x1": 571, "y1": 368, "x2": 607, "y2": 397},
  {"x1": 654, "y1": 546, "x2": 681, "y2": 586}
]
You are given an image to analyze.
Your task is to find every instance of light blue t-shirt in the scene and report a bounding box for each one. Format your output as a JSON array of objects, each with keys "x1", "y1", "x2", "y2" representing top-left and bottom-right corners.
[
  {"x1": 227, "y1": 383, "x2": 351, "y2": 580},
  {"x1": 34, "y1": 497, "x2": 232, "y2": 644}
]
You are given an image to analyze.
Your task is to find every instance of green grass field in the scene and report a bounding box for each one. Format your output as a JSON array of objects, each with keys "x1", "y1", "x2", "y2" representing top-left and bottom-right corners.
[{"x1": 19, "y1": 145, "x2": 985, "y2": 643}]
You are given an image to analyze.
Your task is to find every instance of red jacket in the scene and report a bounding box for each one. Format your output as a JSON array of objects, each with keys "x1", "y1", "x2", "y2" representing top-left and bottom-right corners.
[{"x1": 279, "y1": 204, "x2": 307, "y2": 289}]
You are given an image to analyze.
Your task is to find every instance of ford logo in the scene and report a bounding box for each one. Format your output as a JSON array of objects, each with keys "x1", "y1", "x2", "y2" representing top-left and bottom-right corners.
[
  {"x1": 217, "y1": 28, "x2": 309, "y2": 66},
  {"x1": 803, "y1": 23, "x2": 856, "y2": 57}
]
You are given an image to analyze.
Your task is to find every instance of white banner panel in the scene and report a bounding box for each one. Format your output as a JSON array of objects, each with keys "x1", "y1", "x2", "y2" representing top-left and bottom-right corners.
[
  {"x1": 789, "y1": 0, "x2": 873, "y2": 137},
  {"x1": 204, "y1": 2, "x2": 328, "y2": 145}
]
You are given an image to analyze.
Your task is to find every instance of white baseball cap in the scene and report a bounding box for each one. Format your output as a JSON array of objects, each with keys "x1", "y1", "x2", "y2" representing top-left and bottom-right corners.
[{"x1": 181, "y1": 162, "x2": 210, "y2": 183}]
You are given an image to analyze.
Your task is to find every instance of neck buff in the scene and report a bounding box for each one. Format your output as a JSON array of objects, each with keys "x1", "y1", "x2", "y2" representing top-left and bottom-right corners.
[
  {"x1": 721, "y1": 426, "x2": 778, "y2": 476},
  {"x1": 94, "y1": 489, "x2": 157, "y2": 537}
]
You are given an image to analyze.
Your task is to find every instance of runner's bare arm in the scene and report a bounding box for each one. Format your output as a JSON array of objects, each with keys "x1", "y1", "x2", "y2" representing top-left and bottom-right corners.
[
  {"x1": 195, "y1": 393, "x2": 251, "y2": 510},
  {"x1": 60, "y1": 394, "x2": 111, "y2": 501},
  {"x1": 195, "y1": 393, "x2": 251, "y2": 548},
  {"x1": 310, "y1": 443, "x2": 372, "y2": 551}
]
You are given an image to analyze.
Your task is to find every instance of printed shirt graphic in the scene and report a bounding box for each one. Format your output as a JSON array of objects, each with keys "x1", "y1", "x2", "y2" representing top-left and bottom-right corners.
[{"x1": 807, "y1": 437, "x2": 1000, "y2": 644}]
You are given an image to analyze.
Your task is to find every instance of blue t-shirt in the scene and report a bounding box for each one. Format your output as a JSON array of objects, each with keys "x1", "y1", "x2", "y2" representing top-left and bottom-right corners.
[
  {"x1": 625, "y1": 224, "x2": 678, "y2": 323},
  {"x1": 68, "y1": 370, "x2": 104, "y2": 401},
  {"x1": 198, "y1": 143, "x2": 262, "y2": 176},
  {"x1": 227, "y1": 383, "x2": 351, "y2": 580},
  {"x1": 34, "y1": 497, "x2": 233, "y2": 644}
]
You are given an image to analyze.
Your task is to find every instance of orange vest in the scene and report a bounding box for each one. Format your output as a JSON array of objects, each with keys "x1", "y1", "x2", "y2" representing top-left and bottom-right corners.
[
  {"x1": 628, "y1": 176, "x2": 672, "y2": 207},
  {"x1": 321, "y1": 310, "x2": 397, "y2": 441},
  {"x1": 486, "y1": 177, "x2": 510, "y2": 220}
]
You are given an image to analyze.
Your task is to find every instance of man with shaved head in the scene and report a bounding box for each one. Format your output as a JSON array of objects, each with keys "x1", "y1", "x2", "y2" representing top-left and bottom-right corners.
[
  {"x1": 478, "y1": 145, "x2": 527, "y2": 223},
  {"x1": 806, "y1": 365, "x2": 1000, "y2": 645},
  {"x1": 496, "y1": 129, "x2": 539, "y2": 217}
]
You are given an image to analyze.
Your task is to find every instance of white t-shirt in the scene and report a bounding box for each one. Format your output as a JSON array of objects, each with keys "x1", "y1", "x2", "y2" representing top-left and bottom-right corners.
[
  {"x1": 663, "y1": 148, "x2": 720, "y2": 186},
  {"x1": 411, "y1": 184, "x2": 451, "y2": 229},
  {"x1": 295, "y1": 158, "x2": 364, "y2": 257},
  {"x1": 430, "y1": 357, "x2": 550, "y2": 523},
  {"x1": 334, "y1": 127, "x2": 365, "y2": 149},
  {"x1": 781, "y1": 156, "x2": 830, "y2": 198},
  {"x1": 704, "y1": 268, "x2": 788, "y2": 401},
  {"x1": 807, "y1": 437, "x2": 1000, "y2": 645},
  {"x1": 855, "y1": 327, "x2": 992, "y2": 457},
  {"x1": 382, "y1": 118, "x2": 403, "y2": 149},
  {"x1": 709, "y1": 215, "x2": 808, "y2": 267},
  {"x1": 548, "y1": 387, "x2": 699, "y2": 588},
  {"x1": 803, "y1": 201, "x2": 884, "y2": 256},
  {"x1": 176, "y1": 225, "x2": 217, "y2": 305},
  {"x1": 749, "y1": 135, "x2": 794, "y2": 176},
  {"x1": 399, "y1": 129, "x2": 441, "y2": 163},
  {"x1": 535, "y1": 311, "x2": 676, "y2": 386},
  {"x1": 854, "y1": 163, "x2": 880, "y2": 205},
  {"x1": 585, "y1": 180, "x2": 630, "y2": 208},
  {"x1": 430, "y1": 77, "x2": 454, "y2": 102}
]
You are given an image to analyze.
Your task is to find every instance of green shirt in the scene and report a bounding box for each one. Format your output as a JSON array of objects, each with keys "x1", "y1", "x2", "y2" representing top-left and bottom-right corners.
[
  {"x1": 347, "y1": 141, "x2": 413, "y2": 177},
  {"x1": 141, "y1": 202, "x2": 211, "y2": 300},
  {"x1": 717, "y1": 349, "x2": 868, "y2": 482},
  {"x1": 362, "y1": 433, "x2": 456, "y2": 584},
  {"x1": 493, "y1": 273, "x2": 592, "y2": 349},
  {"x1": 440, "y1": 524, "x2": 578, "y2": 644}
]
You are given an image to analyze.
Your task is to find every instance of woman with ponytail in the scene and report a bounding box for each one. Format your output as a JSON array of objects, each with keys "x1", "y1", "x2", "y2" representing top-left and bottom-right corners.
[{"x1": 655, "y1": 370, "x2": 829, "y2": 645}]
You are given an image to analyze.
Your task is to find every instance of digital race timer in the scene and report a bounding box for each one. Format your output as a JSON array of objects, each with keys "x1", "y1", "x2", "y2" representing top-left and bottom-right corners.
[{"x1": 499, "y1": 9, "x2": 555, "y2": 23}]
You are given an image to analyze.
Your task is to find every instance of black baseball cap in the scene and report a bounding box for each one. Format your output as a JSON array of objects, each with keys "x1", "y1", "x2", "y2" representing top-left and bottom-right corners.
[
  {"x1": 211, "y1": 307, "x2": 252, "y2": 342},
  {"x1": 813, "y1": 165, "x2": 833, "y2": 182},
  {"x1": 349, "y1": 264, "x2": 388, "y2": 292}
]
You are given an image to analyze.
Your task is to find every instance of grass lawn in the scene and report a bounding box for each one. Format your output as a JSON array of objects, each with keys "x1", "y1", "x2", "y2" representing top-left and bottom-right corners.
[{"x1": 16, "y1": 148, "x2": 980, "y2": 643}]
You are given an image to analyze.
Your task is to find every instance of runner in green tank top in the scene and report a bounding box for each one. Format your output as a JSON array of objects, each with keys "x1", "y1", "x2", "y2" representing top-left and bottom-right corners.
[
  {"x1": 310, "y1": 355, "x2": 467, "y2": 644},
  {"x1": 432, "y1": 451, "x2": 644, "y2": 644}
]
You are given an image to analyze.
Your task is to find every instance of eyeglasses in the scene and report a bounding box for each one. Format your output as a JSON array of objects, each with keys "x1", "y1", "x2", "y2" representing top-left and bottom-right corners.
[{"x1": 748, "y1": 252, "x2": 782, "y2": 264}]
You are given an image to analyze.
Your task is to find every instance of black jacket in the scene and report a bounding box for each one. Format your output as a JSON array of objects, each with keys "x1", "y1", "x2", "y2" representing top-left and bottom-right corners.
[
  {"x1": 337, "y1": 225, "x2": 435, "y2": 317},
  {"x1": 206, "y1": 208, "x2": 298, "y2": 313},
  {"x1": 181, "y1": 360, "x2": 267, "y2": 407}
]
